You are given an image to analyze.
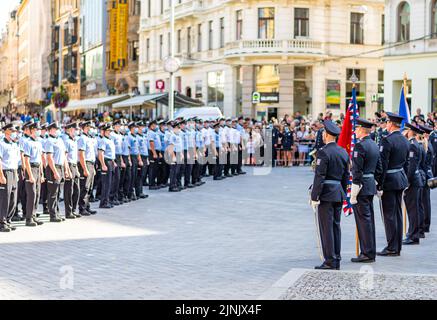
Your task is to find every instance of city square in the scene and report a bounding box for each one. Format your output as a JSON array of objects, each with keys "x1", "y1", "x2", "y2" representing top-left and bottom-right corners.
[
  {"x1": 0, "y1": 167, "x2": 436, "y2": 300},
  {"x1": 0, "y1": 0, "x2": 436, "y2": 308}
]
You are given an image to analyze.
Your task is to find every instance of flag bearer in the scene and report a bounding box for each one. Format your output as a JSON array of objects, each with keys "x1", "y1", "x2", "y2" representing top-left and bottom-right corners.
[
  {"x1": 310, "y1": 120, "x2": 349, "y2": 270},
  {"x1": 350, "y1": 118, "x2": 383, "y2": 263}
]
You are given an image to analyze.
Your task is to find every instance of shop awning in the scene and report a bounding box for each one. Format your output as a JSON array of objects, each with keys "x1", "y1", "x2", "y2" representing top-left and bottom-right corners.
[
  {"x1": 157, "y1": 92, "x2": 204, "y2": 108},
  {"x1": 112, "y1": 93, "x2": 166, "y2": 109},
  {"x1": 63, "y1": 94, "x2": 131, "y2": 112}
]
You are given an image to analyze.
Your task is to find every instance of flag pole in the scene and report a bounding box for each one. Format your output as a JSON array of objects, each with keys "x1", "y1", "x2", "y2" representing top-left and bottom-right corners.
[
  {"x1": 351, "y1": 75, "x2": 360, "y2": 258},
  {"x1": 402, "y1": 73, "x2": 408, "y2": 237}
]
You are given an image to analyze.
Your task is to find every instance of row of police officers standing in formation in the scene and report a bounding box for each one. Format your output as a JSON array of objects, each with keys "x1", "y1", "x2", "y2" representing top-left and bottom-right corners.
[
  {"x1": 311, "y1": 113, "x2": 435, "y2": 270},
  {"x1": 0, "y1": 117, "x2": 248, "y2": 232}
]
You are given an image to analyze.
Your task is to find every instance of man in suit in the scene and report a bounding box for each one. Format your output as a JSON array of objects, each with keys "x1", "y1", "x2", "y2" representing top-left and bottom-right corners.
[
  {"x1": 311, "y1": 120, "x2": 349, "y2": 270},
  {"x1": 350, "y1": 118, "x2": 383, "y2": 263}
]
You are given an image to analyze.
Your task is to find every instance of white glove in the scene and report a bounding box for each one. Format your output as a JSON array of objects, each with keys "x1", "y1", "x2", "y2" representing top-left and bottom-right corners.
[
  {"x1": 377, "y1": 190, "x2": 383, "y2": 198},
  {"x1": 311, "y1": 200, "x2": 320, "y2": 210},
  {"x1": 350, "y1": 184, "x2": 362, "y2": 205}
]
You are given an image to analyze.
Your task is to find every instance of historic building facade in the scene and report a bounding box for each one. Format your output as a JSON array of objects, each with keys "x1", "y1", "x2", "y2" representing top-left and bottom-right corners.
[
  {"x1": 138, "y1": 0, "x2": 385, "y2": 120},
  {"x1": 384, "y1": 0, "x2": 437, "y2": 114},
  {"x1": 16, "y1": 0, "x2": 52, "y2": 112},
  {"x1": 50, "y1": 0, "x2": 81, "y2": 100},
  {"x1": 105, "y1": 0, "x2": 141, "y2": 95}
]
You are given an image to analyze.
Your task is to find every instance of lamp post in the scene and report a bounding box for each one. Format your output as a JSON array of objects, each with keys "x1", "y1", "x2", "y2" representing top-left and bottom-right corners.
[{"x1": 163, "y1": 0, "x2": 180, "y2": 119}]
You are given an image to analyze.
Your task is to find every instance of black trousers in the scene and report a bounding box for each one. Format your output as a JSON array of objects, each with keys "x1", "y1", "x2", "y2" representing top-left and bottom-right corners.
[
  {"x1": 353, "y1": 195, "x2": 376, "y2": 259},
  {"x1": 121, "y1": 155, "x2": 131, "y2": 199},
  {"x1": 381, "y1": 190, "x2": 404, "y2": 252},
  {"x1": 184, "y1": 149, "x2": 194, "y2": 186},
  {"x1": 64, "y1": 163, "x2": 80, "y2": 217},
  {"x1": 40, "y1": 178, "x2": 48, "y2": 213},
  {"x1": 148, "y1": 155, "x2": 158, "y2": 187},
  {"x1": 17, "y1": 167, "x2": 26, "y2": 215},
  {"x1": 237, "y1": 145, "x2": 243, "y2": 173},
  {"x1": 25, "y1": 166, "x2": 42, "y2": 221},
  {"x1": 95, "y1": 162, "x2": 102, "y2": 199},
  {"x1": 78, "y1": 162, "x2": 95, "y2": 214},
  {"x1": 111, "y1": 155, "x2": 122, "y2": 202},
  {"x1": 46, "y1": 165, "x2": 64, "y2": 219},
  {"x1": 214, "y1": 148, "x2": 224, "y2": 178},
  {"x1": 169, "y1": 151, "x2": 181, "y2": 189},
  {"x1": 157, "y1": 152, "x2": 166, "y2": 186},
  {"x1": 129, "y1": 156, "x2": 139, "y2": 198},
  {"x1": 422, "y1": 185, "x2": 431, "y2": 232},
  {"x1": 318, "y1": 201, "x2": 342, "y2": 266},
  {"x1": 0, "y1": 170, "x2": 18, "y2": 226},
  {"x1": 405, "y1": 186, "x2": 421, "y2": 241},
  {"x1": 224, "y1": 150, "x2": 231, "y2": 175},
  {"x1": 139, "y1": 155, "x2": 149, "y2": 194},
  {"x1": 100, "y1": 160, "x2": 114, "y2": 207}
]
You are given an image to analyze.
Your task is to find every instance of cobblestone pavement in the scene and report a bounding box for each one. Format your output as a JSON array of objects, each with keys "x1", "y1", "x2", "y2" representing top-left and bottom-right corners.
[
  {"x1": 282, "y1": 270, "x2": 437, "y2": 300},
  {"x1": 0, "y1": 167, "x2": 435, "y2": 299}
]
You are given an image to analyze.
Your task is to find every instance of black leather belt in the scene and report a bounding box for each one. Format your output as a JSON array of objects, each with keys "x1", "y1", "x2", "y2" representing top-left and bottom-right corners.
[{"x1": 30, "y1": 163, "x2": 41, "y2": 168}]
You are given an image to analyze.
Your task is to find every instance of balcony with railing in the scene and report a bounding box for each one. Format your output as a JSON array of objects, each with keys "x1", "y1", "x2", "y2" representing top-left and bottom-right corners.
[
  {"x1": 225, "y1": 39, "x2": 324, "y2": 57},
  {"x1": 163, "y1": 0, "x2": 204, "y2": 20}
]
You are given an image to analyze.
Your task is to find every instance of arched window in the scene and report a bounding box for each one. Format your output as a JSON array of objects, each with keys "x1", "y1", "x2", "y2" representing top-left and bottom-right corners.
[
  {"x1": 432, "y1": 0, "x2": 437, "y2": 38},
  {"x1": 397, "y1": 2, "x2": 410, "y2": 42}
]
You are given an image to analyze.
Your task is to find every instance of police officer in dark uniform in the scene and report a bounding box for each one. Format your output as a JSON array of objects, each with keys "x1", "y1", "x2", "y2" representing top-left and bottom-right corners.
[
  {"x1": 272, "y1": 123, "x2": 279, "y2": 167},
  {"x1": 403, "y1": 123, "x2": 426, "y2": 245},
  {"x1": 375, "y1": 118, "x2": 389, "y2": 146},
  {"x1": 376, "y1": 112, "x2": 410, "y2": 256},
  {"x1": 418, "y1": 124, "x2": 434, "y2": 233},
  {"x1": 310, "y1": 120, "x2": 349, "y2": 270},
  {"x1": 22, "y1": 122, "x2": 45, "y2": 226},
  {"x1": 350, "y1": 118, "x2": 383, "y2": 263},
  {"x1": 313, "y1": 120, "x2": 325, "y2": 153}
]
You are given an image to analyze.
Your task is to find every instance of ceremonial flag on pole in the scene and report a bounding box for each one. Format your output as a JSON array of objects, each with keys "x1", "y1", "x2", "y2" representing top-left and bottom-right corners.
[
  {"x1": 338, "y1": 86, "x2": 359, "y2": 217},
  {"x1": 398, "y1": 85, "x2": 410, "y2": 129}
]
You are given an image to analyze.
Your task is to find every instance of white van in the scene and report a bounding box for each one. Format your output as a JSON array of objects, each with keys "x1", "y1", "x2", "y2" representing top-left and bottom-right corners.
[{"x1": 174, "y1": 107, "x2": 223, "y2": 121}]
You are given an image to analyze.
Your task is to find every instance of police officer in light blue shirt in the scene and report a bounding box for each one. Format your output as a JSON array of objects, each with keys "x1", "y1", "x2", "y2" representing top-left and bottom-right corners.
[
  {"x1": 77, "y1": 121, "x2": 97, "y2": 216},
  {"x1": 22, "y1": 122, "x2": 45, "y2": 227},
  {"x1": 157, "y1": 120, "x2": 168, "y2": 187},
  {"x1": 147, "y1": 120, "x2": 160, "y2": 190},
  {"x1": 63, "y1": 123, "x2": 81, "y2": 219},
  {"x1": 127, "y1": 122, "x2": 144, "y2": 200},
  {"x1": 45, "y1": 122, "x2": 70, "y2": 223},
  {"x1": 98, "y1": 123, "x2": 117, "y2": 209},
  {"x1": 111, "y1": 120, "x2": 125, "y2": 206},
  {"x1": 0, "y1": 123, "x2": 20, "y2": 232},
  {"x1": 168, "y1": 121, "x2": 183, "y2": 192},
  {"x1": 39, "y1": 123, "x2": 49, "y2": 215},
  {"x1": 120, "y1": 121, "x2": 132, "y2": 202},
  {"x1": 137, "y1": 121, "x2": 149, "y2": 198}
]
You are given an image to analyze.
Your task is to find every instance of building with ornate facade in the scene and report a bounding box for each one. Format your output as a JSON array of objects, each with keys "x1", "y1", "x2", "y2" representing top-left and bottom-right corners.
[
  {"x1": 50, "y1": 0, "x2": 81, "y2": 100},
  {"x1": 384, "y1": 0, "x2": 437, "y2": 114},
  {"x1": 138, "y1": 0, "x2": 385, "y2": 120},
  {"x1": 105, "y1": 0, "x2": 141, "y2": 95},
  {"x1": 16, "y1": 0, "x2": 52, "y2": 112}
]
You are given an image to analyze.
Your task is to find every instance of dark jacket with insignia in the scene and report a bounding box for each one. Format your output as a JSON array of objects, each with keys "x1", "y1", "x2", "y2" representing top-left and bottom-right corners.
[
  {"x1": 425, "y1": 141, "x2": 435, "y2": 180},
  {"x1": 407, "y1": 138, "x2": 425, "y2": 188},
  {"x1": 314, "y1": 129, "x2": 325, "y2": 151},
  {"x1": 352, "y1": 136, "x2": 383, "y2": 196},
  {"x1": 430, "y1": 131, "x2": 437, "y2": 175},
  {"x1": 378, "y1": 131, "x2": 410, "y2": 191},
  {"x1": 311, "y1": 142, "x2": 349, "y2": 202}
]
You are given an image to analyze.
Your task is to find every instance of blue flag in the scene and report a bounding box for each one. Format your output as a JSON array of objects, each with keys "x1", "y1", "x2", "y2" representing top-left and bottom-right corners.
[{"x1": 399, "y1": 86, "x2": 410, "y2": 128}]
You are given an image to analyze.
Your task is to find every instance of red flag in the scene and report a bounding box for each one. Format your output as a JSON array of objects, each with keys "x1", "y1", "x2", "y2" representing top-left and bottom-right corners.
[{"x1": 338, "y1": 106, "x2": 352, "y2": 154}]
